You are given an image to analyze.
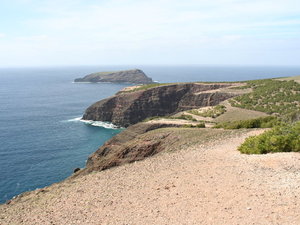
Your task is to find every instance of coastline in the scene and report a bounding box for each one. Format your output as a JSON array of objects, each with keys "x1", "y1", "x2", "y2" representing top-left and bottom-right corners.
[
  {"x1": 1, "y1": 72, "x2": 299, "y2": 224},
  {"x1": 2, "y1": 128, "x2": 300, "y2": 224}
]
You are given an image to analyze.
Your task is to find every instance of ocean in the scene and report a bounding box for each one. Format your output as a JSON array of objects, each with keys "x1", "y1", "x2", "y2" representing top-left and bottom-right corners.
[{"x1": 1, "y1": 65, "x2": 300, "y2": 203}]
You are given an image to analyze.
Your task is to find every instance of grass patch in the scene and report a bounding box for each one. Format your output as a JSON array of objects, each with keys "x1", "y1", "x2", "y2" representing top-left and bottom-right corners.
[
  {"x1": 142, "y1": 116, "x2": 169, "y2": 122},
  {"x1": 143, "y1": 114, "x2": 198, "y2": 122},
  {"x1": 182, "y1": 122, "x2": 205, "y2": 128},
  {"x1": 214, "y1": 116, "x2": 281, "y2": 129},
  {"x1": 145, "y1": 127, "x2": 247, "y2": 152},
  {"x1": 172, "y1": 114, "x2": 197, "y2": 121},
  {"x1": 189, "y1": 105, "x2": 226, "y2": 118},
  {"x1": 238, "y1": 121, "x2": 300, "y2": 154},
  {"x1": 123, "y1": 83, "x2": 177, "y2": 92}
]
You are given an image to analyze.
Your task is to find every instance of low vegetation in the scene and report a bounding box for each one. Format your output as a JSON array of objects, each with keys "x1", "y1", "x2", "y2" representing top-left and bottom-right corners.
[
  {"x1": 214, "y1": 116, "x2": 281, "y2": 129},
  {"x1": 142, "y1": 77, "x2": 300, "y2": 155},
  {"x1": 238, "y1": 122, "x2": 300, "y2": 154},
  {"x1": 189, "y1": 105, "x2": 226, "y2": 118},
  {"x1": 229, "y1": 79, "x2": 300, "y2": 116},
  {"x1": 143, "y1": 114, "x2": 198, "y2": 122},
  {"x1": 123, "y1": 83, "x2": 176, "y2": 92},
  {"x1": 172, "y1": 114, "x2": 197, "y2": 121},
  {"x1": 147, "y1": 127, "x2": 247, "y2": 152},
  {"x1": 182, "y1": 122, "x2": 205, "y2": 128}
]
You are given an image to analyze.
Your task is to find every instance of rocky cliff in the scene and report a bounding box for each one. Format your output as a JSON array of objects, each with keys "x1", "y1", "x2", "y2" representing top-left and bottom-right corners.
[
  {"x1": 76, "y1": 122, "x2": 183, "y2": 175},
  {"x1": 82, "y1": 83, "x2": 236, "y2": 127},
  {"x1": 74, "y1": 69, "x2": 154, "y2": 84}
]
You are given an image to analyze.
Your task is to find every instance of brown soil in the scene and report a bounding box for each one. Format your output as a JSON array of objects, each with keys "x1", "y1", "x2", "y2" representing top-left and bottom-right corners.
[{"x1": 1, "y1": 129, "x2": 300, "y2": 225}]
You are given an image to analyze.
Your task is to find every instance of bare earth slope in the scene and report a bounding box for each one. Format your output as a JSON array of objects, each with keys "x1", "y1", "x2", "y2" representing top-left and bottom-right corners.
[{"x1": 1, "y1": 129, "x2": 300, "y2": 225}]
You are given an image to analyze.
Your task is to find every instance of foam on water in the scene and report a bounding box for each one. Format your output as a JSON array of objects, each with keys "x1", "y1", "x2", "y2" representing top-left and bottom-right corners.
[
  {"x1": 66, "y1": 116, "x2": 122, "y2": 129},
  {"x1": 66, "y1": 117, "x2": 82, "y2": 122},
  {"x1": 80, "y1": 119, "x2": 122, "y2": 129}
]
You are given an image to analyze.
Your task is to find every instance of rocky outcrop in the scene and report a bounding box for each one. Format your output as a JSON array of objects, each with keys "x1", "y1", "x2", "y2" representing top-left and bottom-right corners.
[
  {"x1": 76, "y1": 122, "x2": 183, "y2": 175},
  {"x1": 82, "y1": 83, "x2": 236, "y2": 127},
  {"x1": 74, "y1": 69, "x2": 154, "y2": 84}
]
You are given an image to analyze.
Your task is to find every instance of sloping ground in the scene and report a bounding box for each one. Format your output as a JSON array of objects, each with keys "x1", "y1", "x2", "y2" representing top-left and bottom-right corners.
[
  {"x1": 214, "y1": 100, "x2": 268, "y2": 123},
  {"x1": 277, "y1": 75, "x2": 300, "y2": 84},
  {"x1": 149, "y1": 100, "x2": 268, "y2": 126},
  {"x1": 1, "y1": 129, "x2": 300, "y2": 225},
  {"x1": 79, "y1": 125, "x2": 243, "y2": 175}
]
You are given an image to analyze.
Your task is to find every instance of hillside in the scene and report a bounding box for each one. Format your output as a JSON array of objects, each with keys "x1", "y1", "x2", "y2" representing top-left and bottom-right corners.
[
  {"x1": 1, "y1": 128, "x2": 300, "y2": 225},
  {"x1": 1, "y1": 76, "x2": 300, "y2": 224},
  {"x1": 82, "y1": 83, "x2": 237, "y2": 127}
]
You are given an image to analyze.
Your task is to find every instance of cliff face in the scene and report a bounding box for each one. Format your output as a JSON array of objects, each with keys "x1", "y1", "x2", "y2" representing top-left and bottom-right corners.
[
  {"x1": 77, "y1": 122, "x2": 182, "y2": 175},
  {"x1": 74, "y1": 69, "x2": 154, "y2": 84},
  {"x1": 82, "y1": 83, "x2": 235, "y2": 127}
]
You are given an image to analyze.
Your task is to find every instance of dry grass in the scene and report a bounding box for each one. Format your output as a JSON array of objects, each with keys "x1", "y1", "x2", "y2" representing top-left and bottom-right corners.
[
  {"x1": 141, "y1": 127, "x2": 248, "y2": 153},
  {"x1": 277, "y1": 75, "x2": 300, "y2": 84},
  {"x1": 214, "y1": 106, "x2": 268, "y2": 123}
]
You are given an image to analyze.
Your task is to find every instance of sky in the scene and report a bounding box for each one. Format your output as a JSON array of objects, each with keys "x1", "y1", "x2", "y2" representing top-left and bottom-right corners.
[{"x1": 0, "y1": 0, "x2": 299, "y2": 67}]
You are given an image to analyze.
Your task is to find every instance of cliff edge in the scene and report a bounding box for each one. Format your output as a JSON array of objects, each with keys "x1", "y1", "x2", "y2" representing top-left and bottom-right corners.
[
  {"x1": 82, "y1": 83, "x2": 236, "y2": 127},
  {"x1": 74, "y1": 69, "x2": 154, "y2": 84}
]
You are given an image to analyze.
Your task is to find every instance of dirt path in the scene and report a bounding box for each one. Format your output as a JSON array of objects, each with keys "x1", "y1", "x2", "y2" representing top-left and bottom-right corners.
[
  {"x1": 146, "y1": 118, "x2": 200, "y2": 125},
  {"x1": 1, "y1": 129, "x2": 300, "y2": 225}
]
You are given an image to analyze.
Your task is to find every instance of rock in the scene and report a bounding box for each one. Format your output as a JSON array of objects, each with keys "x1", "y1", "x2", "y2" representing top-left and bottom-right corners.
[
  {"x1": 73, "y1": 168, "x2": 81, "y2": 173},
  {"x1": 5, "y1": 200, "x2": 12, "y2": 205},
  {"x1": 82, "y1": 83, "x2": 235, "y2": 127},
  {"x1": 74, "y1": 69, "x2": 154, "y2": 84}
]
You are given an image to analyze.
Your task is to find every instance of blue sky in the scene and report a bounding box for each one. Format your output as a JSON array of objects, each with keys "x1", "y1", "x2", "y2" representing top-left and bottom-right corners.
[{"x1": 0, "y1": 0, "x2": 299, "y2": 67}]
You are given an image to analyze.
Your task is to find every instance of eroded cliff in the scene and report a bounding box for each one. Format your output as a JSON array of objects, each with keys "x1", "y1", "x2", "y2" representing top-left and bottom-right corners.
[
  {"x1": 82, "y1": 83, "x2": 236, "y2": 127},
  {"x1": 77, "y1": 122, "x2": 183, "y2": 175}
]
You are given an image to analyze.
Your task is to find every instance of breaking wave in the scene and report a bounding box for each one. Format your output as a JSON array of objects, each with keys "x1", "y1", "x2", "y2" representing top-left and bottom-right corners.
[{"x1": 66, "y1": 117, "x2": 122, "y2": 129}]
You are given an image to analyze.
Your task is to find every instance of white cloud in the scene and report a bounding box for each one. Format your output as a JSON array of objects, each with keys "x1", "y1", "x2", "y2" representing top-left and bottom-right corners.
[
  {"x1": 0, "y1": 33, "x2": 5, "y2": 38},
  {"x1": 16, "y1": 35, "x2": 48, "y2": 41},
  {"x1": 1, "y1": 0, "x2": 300, "y2": 66}
]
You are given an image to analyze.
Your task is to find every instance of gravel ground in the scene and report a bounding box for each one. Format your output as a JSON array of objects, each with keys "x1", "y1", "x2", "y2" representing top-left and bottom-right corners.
[{"x1": 1, "y1": 129, "x2": 300, "y2": 225}]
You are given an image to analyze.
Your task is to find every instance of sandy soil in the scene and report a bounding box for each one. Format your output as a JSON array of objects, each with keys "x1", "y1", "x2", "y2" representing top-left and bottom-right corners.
[
  {"x1": 119, "y1": 85, "x2": 141, "y2": 92},
  {"x1": 146, "y1": 118, "x2": 200, "y2": 125},
  {"x1": 1, "y1": 129, "x2": 300, "y2": 225},
  {"x1": 277, "y1": 75, "x2": 300, "y2": 84}
]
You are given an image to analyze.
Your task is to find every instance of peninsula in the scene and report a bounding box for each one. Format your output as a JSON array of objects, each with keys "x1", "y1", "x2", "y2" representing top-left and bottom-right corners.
[
  {"x1": 74, "y1": 69, "x2": 154, "y2": 84},
  {"x1": 1, "y1": 76, "x2": 300, "y2": 225}
]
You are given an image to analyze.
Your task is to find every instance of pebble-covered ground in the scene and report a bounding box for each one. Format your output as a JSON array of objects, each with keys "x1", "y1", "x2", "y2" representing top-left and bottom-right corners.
[{"x1": 1, "y1": 129, "x2": 300, "y2": 225}]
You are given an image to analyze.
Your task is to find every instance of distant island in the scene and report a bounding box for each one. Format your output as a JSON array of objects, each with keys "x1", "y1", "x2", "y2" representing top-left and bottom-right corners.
[{"x1": 74, "y1": 69, "x2": 155, "y2": 84}]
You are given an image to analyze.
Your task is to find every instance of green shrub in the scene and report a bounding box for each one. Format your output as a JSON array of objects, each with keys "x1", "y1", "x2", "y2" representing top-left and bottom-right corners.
[
  {"x1": 196, "y1": 122, "x2": 206, "y2": 128},
  {"x1": 230, "y1": 79, "x2": 300, "y2": 116},
  {"x1": 189, "y1": 105, "x2": 226, "y2": 118},
  {"x1": 214, "y1": 116, "x2": 281, "y2": 129},
  {"x1": 182, "y1": 122, "x2": 205, "y2": 128},
  {"x1": 173, "y1": 114, "x2": 197, "y2": 121},
  {"x1": 142, "y1": 115, "x2": 172, "y2": 122},
  {"x1": 282, "y1": 110, "x2": 300, "y2": 123},
  {"x1": 124, "y1": 83, "x2": 178, "y2": 92},
  {"x1": 238, "y1": 122, "x2": 300, "y2": 154}
]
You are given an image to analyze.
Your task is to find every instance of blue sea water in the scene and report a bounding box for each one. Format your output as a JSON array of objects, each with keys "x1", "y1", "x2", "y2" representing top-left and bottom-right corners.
[{"x1": 0, "y1": 65, "x2": 300, "y2": 203}]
